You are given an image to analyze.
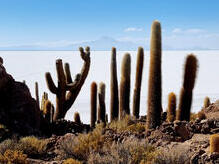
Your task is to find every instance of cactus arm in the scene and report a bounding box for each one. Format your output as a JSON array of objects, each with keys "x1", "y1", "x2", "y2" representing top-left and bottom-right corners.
[
  {"x1": 56, "y1": 59, "x2": 66, "y2": 88},
  {"x1": 64, "y1": 63, "x2": 73, "y2": 84},
  {"x1": 45, "y1": 72, "x2": 57, "y2": 94}
]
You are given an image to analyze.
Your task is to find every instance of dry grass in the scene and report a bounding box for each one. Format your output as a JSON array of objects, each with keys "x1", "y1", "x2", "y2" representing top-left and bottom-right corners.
[
  {"x1": 0, "y1": 149, "x2": 28, "y2": 164},
  {"x1": 63, "y1": 158, "x2": 82, "y2": 164}
]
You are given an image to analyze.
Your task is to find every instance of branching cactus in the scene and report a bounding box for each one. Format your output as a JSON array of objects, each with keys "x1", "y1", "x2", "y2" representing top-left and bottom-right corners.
[
  {"x1": 167, "y1": 92, "x2": 176, "y2": 122},
  {"x1": 98, "y1": 82, "x2": 106, "y2": 123},
  {"x1": 90, "y1": 82, "x2": 97, "y2": 128},
  {"x1": 203, "y1": 96, "x2": 210, "y2": 108},
  {"x1": 210, "y1": 134, "x2": 219, "y2": 153},
  {"x1": 45, "y1": 47, "x2": 90, "y2": 121},
  {"x1": 119, "y1": 53, "x2": 131, "y2": 120},
  {"x1": 146, "y1": 20, "x2": 162, "y2": 131},
  {"x1": 132, "y1": 47, "x2": 144, "y2": 119},
  {"x1": 110, "y1": 47, "x2": 119, "y2": 122},
  {"x1": 35, "y1": 82, "x2": 40, "y2": 108},
  {"x1": 74, "y1": 112, "x2": 81, "y2": 124},
  {"x1": 177, "y1": 54, "x2": 198, "y2": 121}
]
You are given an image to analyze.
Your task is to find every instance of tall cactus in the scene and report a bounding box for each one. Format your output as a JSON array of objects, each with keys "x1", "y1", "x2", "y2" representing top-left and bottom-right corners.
[
  {"x1": 45, "y1": 47, "x2": 90, "y2": 121},
  {"x1": 90, "y1": 82, "x2": 97, "y2": 128},
  {"x1": 167, "y1": 92, "x2": 176, "y2": 122},
  {"x1": 74, "y1": 112, "x2": 81, "y2": 124},
  {"x1": 203, "y1": 96, "x2": 210, "y2": 108},
  {"x1": 119, "y1": 53, "x2": 131, "y2": 119},
  {"x1": 35, "y1": 82, "x2": 40, "y2": 108},
  {"x1": 177, "y1": 54, "x2": 198, "y2": 121},
  {"x1": 110, "y1": 47, "x2": 119, "y2": 122},
  {"x1": 146, "y1": 20, "x2": 162, "y2": 131},
  {"x1": 44, "y1": 100, "x2": 52, "y2": 123},
  {"x1": 41, "y1": 92, "x2": 48, "y2": 111},
  {"x1": 97, "y1": 82, "x2": 106, "y2": 123},
  {"x1": 132, "y1": 47, "x2": 144, "y2": 119}
]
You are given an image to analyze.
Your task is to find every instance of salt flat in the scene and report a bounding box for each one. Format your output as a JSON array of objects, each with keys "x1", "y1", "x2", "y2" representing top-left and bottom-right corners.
[{"x1": 0, "y1": 50, "x2": 218, "y2": 123}]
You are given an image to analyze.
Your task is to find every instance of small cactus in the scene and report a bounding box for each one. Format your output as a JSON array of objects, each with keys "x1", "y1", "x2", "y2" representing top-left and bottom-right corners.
[
  {"x1": 74, "y1": 112, "x2": 81, "y2": 124},
  {"x1": 210, "y1": 134, "x2": 219, "y2": 153},
  {"x1": 132, "y1": 47, "x2": 144, "y2": 119},
  {"x1": 146, "y1": 20, "x2": 162, "y2": 131},
  {"x1": 44, "y1": 100, "x2": 52, "y2": 123},
  {"x1": 167, "y1": 92, "x2": 176, "y2": 122},
  {"x1": 110, "y1": 47, "x2": 119, "y2": 122},
  {"x1": 41, "y1": 92, "x2": 48, "y2": 111},
  {"x1": 35, "y1": 82, "x2": 40, "y2": 108},
  {"x1": 90, "y1": 82, "x2": 97, "y2": 128},
  {"x1": 119, "y1": 53, "x2": 131, "y2": 120},
  {"x1": 203, "y1": 96, "x2": 210, "y2": 108},
  {"x1": 177, "y1": 54, "x2": 198, "y2": 121},
  {"x1": 98, "y1": 82, "x2": 106, "y2": 123},
  {"x1": 197, "y1": 111, "x2": 206, "y2": 120}
]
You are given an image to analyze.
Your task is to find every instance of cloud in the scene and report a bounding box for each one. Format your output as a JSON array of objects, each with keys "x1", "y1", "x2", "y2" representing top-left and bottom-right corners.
[
  {"x1": 124, "y1": 27, "x2": 143, "y2": 32},
  {"x1": 172, "y1": 28, "x2": 205, "y2": 34}
]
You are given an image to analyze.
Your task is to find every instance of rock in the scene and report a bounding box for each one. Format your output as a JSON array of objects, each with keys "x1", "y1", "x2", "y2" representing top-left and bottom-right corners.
[{"x1": 174, "y1": 124, "x2": 191, "y2": 141}]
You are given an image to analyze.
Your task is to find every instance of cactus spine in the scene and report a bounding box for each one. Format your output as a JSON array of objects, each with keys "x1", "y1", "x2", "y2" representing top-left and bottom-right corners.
[
  {"x1": 167, "y1": 92, "x2": 176, "y2": 122},
  {"x1": 210, "y1": 134, "x2": 219, "y2": 153},
  {"x1": 146, "y1": 20, "x2": 162, "y2": 131},
  {"x1": 119, "y1": 53, "x2": 131, "y2": 120},
  {"x1": 35, "y1": 82, "x2": 40, "y2": 108},
  {"x1": 110, "y1": 47, "x2": 119, "y2": 122},
  {"x1": 177, "y1": 54, "x2": 198, "y2": 121},
  {"x1": 203, "y1": 96, "x2": 210, "y2": 108},
  {"x1": 98, "y1": 82, "x2": 106, "y2": 123},
  {"x1": 90, "y1": 82, "x2": 97, "y2": 128},
  {"x1": 132, "y1": 47, "x2": 144, "y2": 118},
  {"x1": 45, "y1": 47, "x2": 90, "y2": 121},
  {"x1": 74, "y1": 112, "x2": 81, "y2": 124}
]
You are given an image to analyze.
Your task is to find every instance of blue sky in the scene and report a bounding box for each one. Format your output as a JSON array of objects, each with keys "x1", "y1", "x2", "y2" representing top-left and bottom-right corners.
[{"x1": 0, "y1": 0, "x2": 219, "y2": 50}]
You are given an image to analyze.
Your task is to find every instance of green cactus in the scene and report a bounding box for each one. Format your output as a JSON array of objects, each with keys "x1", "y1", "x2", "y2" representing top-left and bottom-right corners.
[
  {"x1": 35, "y1": 82, "x2": 40, "y2": 108},
  {"x1": 97, "y1": 82, "x2": 106, "y2": 123},
  {"x1": 110, "y1": 47, "x2": 119, "y2": 122},
  {"x1": 119, "y1": 53, "x2": 131, "y2": 120},
  {"x1": 74, "y1": 112, "x2": 81, "y2": 124},
  {"x1": 132, "y1": 47, "x2": 144, "y2": 119},
  {"x1": 90, "y1": 82, "x2": 97, "y2": 128},
  {"x1": 203, "y1": 96, "x2": 210, "y2": 108},
  {"x1": 45, "y1": 47, "x2": 90, "y2": 121},
  {"x1": 146, "y1": 20, "x2": 162, "y2": 131},
  {"x1": 177, "y1": 54, "x2": 198, "y2": 121},
  {"x1": 167, "y1": 92, "x2": 176, "y2": 122}
]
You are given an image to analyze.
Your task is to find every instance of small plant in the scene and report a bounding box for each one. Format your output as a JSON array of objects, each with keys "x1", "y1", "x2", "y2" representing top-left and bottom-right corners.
[
  {"x1": 210, "y1": 134, "x2": 219, "y2": 153},
  {"x1": 0, "y1": 150, "x2": 28, "y2": 164},
  {"x1": 63, "y1": 158, "x2": 82, "y2": 164}
]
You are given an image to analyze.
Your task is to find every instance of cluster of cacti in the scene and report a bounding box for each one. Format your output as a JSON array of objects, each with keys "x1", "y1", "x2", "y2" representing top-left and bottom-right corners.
[
  {"x1": 90, "y1": 82, "x2": 97, "y2": 127},
  {"x1": 210, "y1": 134, "x2": 219, "y2": 153},
  {"x1": 177, "y1": 54, "x2": 198, "y2": 121},
  {"x1": 45, "y1": 47, "x2": 90, "y2": 121},
  {"x1": 167, "y1": 92, "x2": 177, "y2": 122},
  {"x1": 110, "y1": 47, "x2": 119, "y2": 122},
  {"x1": 146, "y1": 20, "x2": 162, "y2": 131},
  {"x1": 119, "y1": 53, "x2": 131, "y2": 119},
  {"x1": 132, "y1": 47, "x2": 144, "y2": 119},
  {"x1": 203, "y1": 96, "x2": 210, "y2": 108}
]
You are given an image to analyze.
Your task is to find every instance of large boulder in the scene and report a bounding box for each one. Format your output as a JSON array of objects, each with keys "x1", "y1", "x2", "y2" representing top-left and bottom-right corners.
[{"x1": 0, "y1": 59, "x2": 47, "y2": 136}]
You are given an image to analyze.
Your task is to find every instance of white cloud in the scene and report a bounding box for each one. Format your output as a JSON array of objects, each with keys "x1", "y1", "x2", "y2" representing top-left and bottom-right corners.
[
  {"x1": 172, "y1": 28, "x2": 205, "y2": 34},
  {"x1": 124, "y1": 27, "x2": 143, "y2": 32}
]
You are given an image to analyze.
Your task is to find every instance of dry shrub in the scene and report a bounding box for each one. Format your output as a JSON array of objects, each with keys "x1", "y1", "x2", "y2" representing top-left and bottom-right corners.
[
  {"x1": 88, "y1": 138, "x2": 156, "y2": 164},
  {"x1": 197, "y1": 111, "x2": 206, "y2": 120},
  {"x1": 152, "y1": 148, "x2": 190, "y2": 164},
  {"x1": 63, "y1": 158, "x2": 82, "y2": 164},
  {"x1": 127, "y1": 122, "x2": 145, "y2": 133},
  {"x1": 0, "y1": 149, "x2": 28, "y2": 164},
  {"x1": 190, "y1": 112, "x2": 197, "y2": 122},
  {"x1": 60, "y1": 124, "x2": 105, "y2": 160}
]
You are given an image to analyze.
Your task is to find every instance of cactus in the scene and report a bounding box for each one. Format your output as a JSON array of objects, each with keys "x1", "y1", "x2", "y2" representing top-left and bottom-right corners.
[
  {"x1": 44, "y1": 100, "x2": 52, "y2": 123},
  {"x1": 41, "y1": 92, "x2": 48, "y2": 111},
  {"x1": 210, "y1": 134, "x2": 219, "y2": 153},
  {"x1": 74, "y1": 112, "x2": 81, "y2": 124},
  {"x1": 167, "y1": 92, "x2": 176, "y2": 122},
  {"x1": 177, "y1": 54, "x2": 198, "y2": 121},
  {"x1": 197, "y1": 111, "x2": 206, "y2": 120},
  {"x1": 203, "y1": 96, "x2": 210, "y2": 108},
  {"x1": 35, "y1": 82, "x2": 40, "y2": 108},
  {"x1": 110, "y1": 47, "x2": 119, "y2": 122},
  {"x1": 97, "y1": 82, "x2": 106, "y2": 123},
  {"x1": 132, "y1": 47, "x2": 144, "y2": 119},
  {"x1": 90, "y1": 82, "x2": 97, "y2": 128},
  {"x1": 146, "y1": 20, "x2": 162, "y2": 131},
  {"x1": 119, "y1": 53, "x2": 131, "y2": 120},
  {"x1": 45, "y1": 47, "x2": 90, "y2": 121}
]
